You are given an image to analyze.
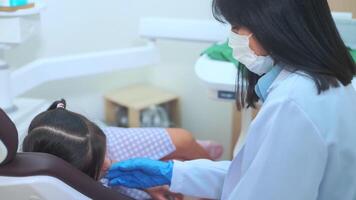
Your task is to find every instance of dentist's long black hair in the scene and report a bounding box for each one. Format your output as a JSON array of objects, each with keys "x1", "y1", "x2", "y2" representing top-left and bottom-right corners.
[{"x1": 213, "y1": 0, "x2": 356, "y2": 109}]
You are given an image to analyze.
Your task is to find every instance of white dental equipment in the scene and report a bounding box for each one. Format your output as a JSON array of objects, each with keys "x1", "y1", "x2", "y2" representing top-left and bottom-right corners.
[{"x1": 0, "y1": 2, "x2": 160, "y2": 139}]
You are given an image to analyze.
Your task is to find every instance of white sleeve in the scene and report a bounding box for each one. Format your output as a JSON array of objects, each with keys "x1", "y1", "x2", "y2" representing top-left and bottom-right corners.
[
  {"x1": 230, "y1": 99, "x2": 328, "y2": 200},
  {"x1": 170, "y1": 159, "x2": 231, "y2": 199}
]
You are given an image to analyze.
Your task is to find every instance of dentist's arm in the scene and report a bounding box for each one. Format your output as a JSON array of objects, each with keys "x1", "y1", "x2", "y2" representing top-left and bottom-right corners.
[
  {"x1": 107, "y1": 158, "x2": 230, "y2": 199},
  {"x1": 170, "y1": 159, "x2": 230, "y2": 199}
]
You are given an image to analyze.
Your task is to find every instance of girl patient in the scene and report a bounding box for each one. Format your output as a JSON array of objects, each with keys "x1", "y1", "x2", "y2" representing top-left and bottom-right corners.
[{"x1": 22, "y1": 99, "x2": 223, "y2": 200}]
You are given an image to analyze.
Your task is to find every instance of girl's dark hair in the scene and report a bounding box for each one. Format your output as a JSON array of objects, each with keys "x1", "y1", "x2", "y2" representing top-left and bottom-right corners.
[
  {"x1": 213, "y1": 0, "x2": 356, "y2": 109},
  {"x1": 22, "y1": 99, "x2": 106, "y2": 180}
]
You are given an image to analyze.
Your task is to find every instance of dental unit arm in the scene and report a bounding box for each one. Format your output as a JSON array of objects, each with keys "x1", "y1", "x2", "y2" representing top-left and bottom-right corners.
[
  {"x1": 0, "y1": 3, "x2": 161, "y2": 112},
  {"x1": 0, "y1": 17, "x2": 229, "y2": 112},
  {"x1": 0, "y1": 3, "x2": 161, "y2": 138},
  {"x1": 0, "y1": 16, "x2": 228, "y2": 140}
]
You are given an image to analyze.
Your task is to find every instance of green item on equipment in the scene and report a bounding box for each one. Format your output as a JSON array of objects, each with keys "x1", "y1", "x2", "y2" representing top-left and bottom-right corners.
[
  {"x1": 350, "y1": 50, "x2": 356, "y2": 63},
  {"x1": 202, "y1": 43, "x2": 356, "y2": 70},
  {"x1": 201, "y1": 41, "x2": 239, "y2": 67}
]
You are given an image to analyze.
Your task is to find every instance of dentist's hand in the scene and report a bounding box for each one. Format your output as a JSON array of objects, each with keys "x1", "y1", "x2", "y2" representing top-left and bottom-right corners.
[{"x1": 106, "y1": 158, "x2": 174, "y2": 189}]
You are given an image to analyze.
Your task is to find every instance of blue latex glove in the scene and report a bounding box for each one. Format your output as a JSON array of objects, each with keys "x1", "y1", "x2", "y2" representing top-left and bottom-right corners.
[{"x1": 106, "y1": 158, "x2": 174, "y2": 189}]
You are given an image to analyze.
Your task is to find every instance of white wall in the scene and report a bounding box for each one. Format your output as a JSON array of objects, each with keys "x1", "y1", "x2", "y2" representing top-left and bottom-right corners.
[{"x1": 5, "y1": 0, "x2": 234, "y2": 159}]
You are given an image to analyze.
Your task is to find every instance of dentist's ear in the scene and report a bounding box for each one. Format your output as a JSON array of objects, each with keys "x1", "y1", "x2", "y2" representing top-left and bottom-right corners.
[{"x1": 232, "y1": 26, "x2": 268, "y2": 56}]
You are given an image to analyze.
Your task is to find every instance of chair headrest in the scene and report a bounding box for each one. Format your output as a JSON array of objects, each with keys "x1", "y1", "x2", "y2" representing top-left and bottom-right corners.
[
  {"x1": 0, "y1": 152, "x2": 134, "y2": 200},
  {"x1": 0, "y1": 109, "x2": 18, "y2": 166}
]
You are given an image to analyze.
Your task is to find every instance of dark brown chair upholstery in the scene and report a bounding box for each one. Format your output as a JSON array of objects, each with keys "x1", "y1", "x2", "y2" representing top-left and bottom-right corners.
[
  {"x1": 0, "y1": 108, "x2": 134, "y2": 200},
  {"x1": 0, "y1": 108, "x2": 18, "y2": 166}
]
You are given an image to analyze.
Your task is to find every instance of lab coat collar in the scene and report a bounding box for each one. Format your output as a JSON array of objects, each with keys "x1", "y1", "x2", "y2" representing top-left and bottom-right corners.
[{"x1": 255, "y1": 66, "x2": 283, "y2": 102}]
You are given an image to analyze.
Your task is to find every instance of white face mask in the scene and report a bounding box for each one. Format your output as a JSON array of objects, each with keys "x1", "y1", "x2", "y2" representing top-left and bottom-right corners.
[{"x1": 228, "y1": 31, "x2": 274, "y2": 75}]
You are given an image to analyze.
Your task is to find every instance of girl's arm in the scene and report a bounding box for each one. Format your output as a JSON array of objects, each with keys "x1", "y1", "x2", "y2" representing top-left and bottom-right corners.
[
  {"x1": 162, "y1": 128, "x2": 211, "y2": 161},
  {"x1": 146, "y1": 186, "x2": 183, "y2": 200}
]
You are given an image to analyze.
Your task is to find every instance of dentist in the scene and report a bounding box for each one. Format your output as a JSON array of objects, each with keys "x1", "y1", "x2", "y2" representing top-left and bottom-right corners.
[{"x1": 107, "y1": 0, "x2": 356, "y2": 199}]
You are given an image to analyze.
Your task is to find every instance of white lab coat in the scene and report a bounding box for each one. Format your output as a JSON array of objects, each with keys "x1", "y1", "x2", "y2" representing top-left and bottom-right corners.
[{"x1": 170, "y1": 70, "x2": 356, "y2": 200}]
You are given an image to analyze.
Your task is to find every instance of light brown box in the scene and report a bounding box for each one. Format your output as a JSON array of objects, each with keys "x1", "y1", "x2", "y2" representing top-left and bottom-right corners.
[
  {"x1": 328, "y1": 0, "x2": 356, "y2": 18},
  {"x1": 104, "y1": 84, "x2": 180, "y2": 128}
]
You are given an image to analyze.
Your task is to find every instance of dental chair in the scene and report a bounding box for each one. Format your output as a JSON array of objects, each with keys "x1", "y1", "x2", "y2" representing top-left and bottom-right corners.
[{"x1": 0, "y1": 109, "x2": 134, "y2": 200}]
